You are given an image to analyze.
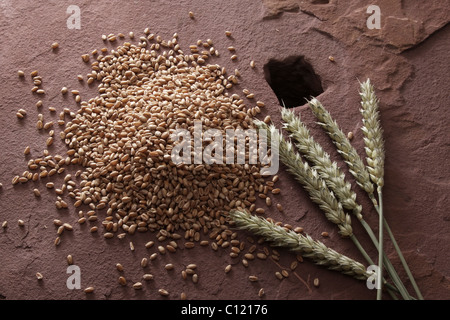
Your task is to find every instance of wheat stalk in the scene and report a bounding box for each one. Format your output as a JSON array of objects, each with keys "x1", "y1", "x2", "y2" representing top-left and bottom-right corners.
[
  {"x1": 281, "y1": 108, "x2": 363, "y2": 220},
  {"x1": 359, "y1": 79, "x2": 385, "y2": 188},
  {"x1": 229, "y1": 209, "x2": 369, "y2": 280},
  {"x1": 254, "y1": 119, "x2": 353, "y2": 237},
  {"x1": 308, "y1": 98, "x2": 375, "y2": 199}
]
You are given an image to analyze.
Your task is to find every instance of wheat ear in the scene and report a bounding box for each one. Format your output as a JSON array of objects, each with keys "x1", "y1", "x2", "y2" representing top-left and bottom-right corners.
[
  {"x1": 230, "y1": 209, "x2": 368, "y2": 280},
  {"x1": 254, "y1": 119, "x2": 353, "y2": 237},
  {"x1": 359, "y1": 79, "x2": 385, "y2": 188},
  {"x1": 281, "y1": 108, "x2": 363, "y2": 220},
  {"x1": 308, "y1": 98, "x2": 375, "y2": 199}
]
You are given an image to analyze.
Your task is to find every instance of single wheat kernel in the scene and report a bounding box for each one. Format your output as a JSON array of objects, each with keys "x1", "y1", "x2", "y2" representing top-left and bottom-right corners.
[
  {"x1": 54, "y1": 236, "x2": 61, "y2": 246},
  {"x1": 250, "y1": 60, "x2": 256, "y2": 68},
  {"x1": 257, "y1": 253, "x2": 267, "y2": 260},
  {"x1": 84, "y1": 287, "x2": 94, "y2": 293},
  {"x1": 103, "y1": 232, "x2": 113, "y2": 238},
  {"x1": 36, "y1": 100, "x2": 43, "y2": 108},
  {"x1": 24, "y1": 146, "x2": 30, "y2": 155},
  {"x1": 258, "y1": 288, "x2": 265, "y2": 297},
  {"x1": 158, "y1": 288, "x2": 169, "y2": 296},
  {"x1": 142, "y1": 274, "x2": 153, "y2": 281},
  {"x1": 118, "y1": 276, "x2": 126, "y2": 286},
  {"x1": 275, "y1": 272, "x2": 283, "y2": 280},
  {"x1": 18, "y1": 219, "x2": 25, "y2": 226},
  {"x1": 141, "y1": 258, "x2": 148, "y2": 268},
  {"x1": 294, "y1": 226, "x2": 304, "y2": 233},
  {"x1": 249, "y1": 275, "x2": 258, "y2": 282},
  {"x1": 31, "y1": 70, "x2": 38, "y2": 77},
  {"x1": 328, "y1": 56, "x2": 335, "y2": 62},
  {"x1": 314, "y1": 278, "x2": 320, "y2": 287},
  {"x1": 145, "y1": 241, "x2": 154, "y2": 248},
  {"x1": 67, "y1": 255, "x2": 73, "y2": 265},
  {"x1": 18, "y1": 70, "x2": 25, "y2": 77},
  {"x1": 157, "y1": 245, "x2": 165, "y2": 254},
  {"x1": 181, "y1": 292, "x2": 187, "y2": 300},
  {"x1": 2, "y1": 221, "x2": 7, "y2": 228},
  {"x1": 188, "y1": 11, "x2": 194, "y2": 19},
  {"x1": 192, "y1": 274, "x2": 198, "y2": 283},
  {"x1": 225, "y1": 31, "x2": 232, "y2": 37},
  {"x1": 116, "y1": 263, "x2": 124, "y2": 272},
  {"x1": 321, "y1": 231, "x2": 329, "y2": 237},
  {"x1": 225, "y1": 264, "x2": 232, "y2": 273},
  {"x1": 347, "y1": 131, "x2": 354, "y2": 140},
  {"x1": 185, "y1": 241, "x2": 195, "y2": 249},
  {"x1": 230, "y1": 54, "x2": 237, "y2": 60},
  {"x1": 51, "y1": 42, "x2": 59, "y2": 49},
  {"x1": 133, "y1": 282, "x2": 143, "y2": 290},
  {"x1": 290, "y1": 261, "x2": 298, "y2": 270},
  {"x1": 165, "y1": 263, "x2": 174, "y2": 271},
  {"x1": 149, "y1": 253, "x2": 158, "y2": 260}
]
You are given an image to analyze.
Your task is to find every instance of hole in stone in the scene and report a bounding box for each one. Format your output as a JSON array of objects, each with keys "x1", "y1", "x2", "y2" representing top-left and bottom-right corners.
[
  {"x1": 264, "y1": 56, "x2": 324, "y2": 108},
  {"x1": 310, "y1": 0, "x2": 330, "y2": 4}
]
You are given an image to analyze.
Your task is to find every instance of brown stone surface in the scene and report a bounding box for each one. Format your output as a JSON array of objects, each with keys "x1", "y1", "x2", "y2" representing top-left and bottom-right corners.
[{"x1": 0, "y1": 0, "x2": 449, "y2": 300}]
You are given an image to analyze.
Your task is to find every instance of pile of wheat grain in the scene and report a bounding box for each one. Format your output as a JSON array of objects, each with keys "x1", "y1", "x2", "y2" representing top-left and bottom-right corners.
[{"x1": 37, "y1": 32, "x2": 278, "y2": 245}]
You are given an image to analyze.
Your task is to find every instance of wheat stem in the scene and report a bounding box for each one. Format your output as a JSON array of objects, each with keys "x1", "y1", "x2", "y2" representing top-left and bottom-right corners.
[
  {"x1": 377, "y1": 187, "x2": 384, "y2": 300},
  {"x1": 359, "y1": 216, "x2": 413, "y2": 300},
  {"x1": 350, "y1": 234, "x2": 399, "y2": 300},
  {"x1": 373, "y1": 205, "x2": 424, "y2": 300}
]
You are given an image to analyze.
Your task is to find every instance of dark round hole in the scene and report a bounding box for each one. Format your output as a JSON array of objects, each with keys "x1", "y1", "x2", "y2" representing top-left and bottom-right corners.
[{"x1": 264, "y1": 56, "x2": 324, "y2": 108}]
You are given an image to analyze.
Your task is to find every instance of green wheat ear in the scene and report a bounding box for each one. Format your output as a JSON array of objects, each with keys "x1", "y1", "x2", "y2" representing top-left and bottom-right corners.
[
  {"x1": 281, "y1": 108, "x2": 363, "y2": 220},
  {"x1": 308, "y1": 98, "x2": 375, "y2": 196},
  {"x1": 254, "y1": 119, "x2": 353, "y2": 238},
  {"x1": 229, "y1": 209, "x2": 368, "y2": 280},
  {"x1": 359, "y1": 79, "x2": 385, "y2": 188}
]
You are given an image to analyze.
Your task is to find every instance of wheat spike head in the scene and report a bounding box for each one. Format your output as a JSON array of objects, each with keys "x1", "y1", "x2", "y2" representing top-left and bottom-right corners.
[
  {"x1": 230, "y1": 209, "x2": 368, "y2": 280},
  {"x1": 308, "y1": 98, "x2": 375, "y2": 195},
  {"x1": 254, "y1": 119, "x2": 353, "y2": 237},
  {"x1": 359, "y1": 79, "x2": 385, "y2": 188},
  {"x1": 281, "y1": 108, "x2": 363, "y2": 219}
]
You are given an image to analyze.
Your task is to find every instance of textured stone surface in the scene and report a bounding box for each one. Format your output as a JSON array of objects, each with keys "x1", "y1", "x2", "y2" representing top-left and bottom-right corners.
[{"x1": 0, "y1": 0, "x2": 449, "y2": 300}]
